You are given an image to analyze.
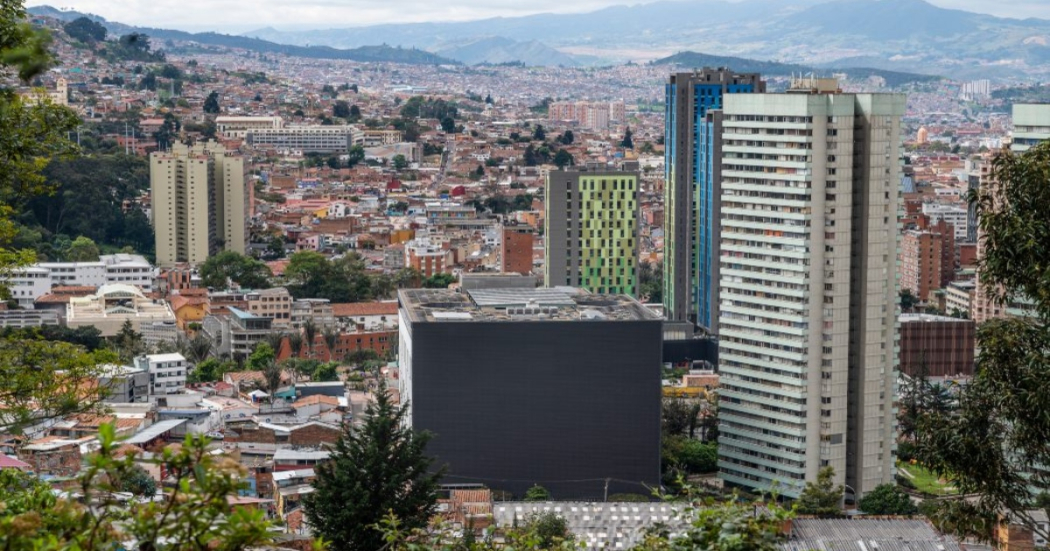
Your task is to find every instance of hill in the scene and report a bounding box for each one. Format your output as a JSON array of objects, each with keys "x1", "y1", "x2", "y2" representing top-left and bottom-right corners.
[
  {"x1": 436, "y1": 37, "x2": 580, "y2": 67},
  {"x1": 28, "y1": 6, "x2": 457, "y2": 65},
  {"x1": 653, "y1": 52, "x2": 942, "y2": 87}
]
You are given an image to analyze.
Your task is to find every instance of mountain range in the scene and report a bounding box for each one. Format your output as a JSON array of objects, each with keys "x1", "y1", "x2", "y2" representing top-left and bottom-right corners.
[
  {"x1": 239, "y1": 0, "x2": 1050, "y2": 79},
  {"x1": 30, "y1": 0, "x2": 1050, "y2": 79}
]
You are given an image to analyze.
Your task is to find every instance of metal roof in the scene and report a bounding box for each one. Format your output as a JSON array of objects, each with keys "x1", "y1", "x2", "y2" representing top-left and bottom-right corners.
[{"x1": 122, "y1": 419, "x2": 187, "y2": 444}]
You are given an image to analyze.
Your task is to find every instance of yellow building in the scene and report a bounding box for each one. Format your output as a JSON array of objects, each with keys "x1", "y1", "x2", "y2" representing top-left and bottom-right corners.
[{"x1": 150, "y1": 141, "x2": 248, "y2": 267}]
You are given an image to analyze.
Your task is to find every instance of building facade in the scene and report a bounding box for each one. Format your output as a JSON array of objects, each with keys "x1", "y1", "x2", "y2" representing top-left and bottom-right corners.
[
  {"x1": 716, "y1": 80, "x2": 905, "y2": 499},
  {"x1": 663, "y1": 69, "x2": 765, "y2": 328},
  {"x1": 150, "y1": 141, "x2": 248, "y2": 266},
  {"x1": 246, "y1": 125, "x2": 362, "y2": 153},
  {"x1": 900, "y1": 220, "x2": 954, "y2": 303},
  {"x1": 499, "y1": 222, "x2": 534, "y2": 276},
  {"x1": 899, "y1": 314, "x2": 975, "y2": 378},
  {"x1": 398, "y1": 287, "x2": 662, "y2": 499},
  {"x1": 545, "y1": 167, "x2": 640, "y2": 296}
]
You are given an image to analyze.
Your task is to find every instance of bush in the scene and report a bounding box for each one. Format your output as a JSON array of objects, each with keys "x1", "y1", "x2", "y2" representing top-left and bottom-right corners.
[
  {"x1": 895, "y1": 474, "x2": 916, "y2": 490},
  {"x1": 897, "y1": 441, "x2": 915, "y2": 462}
]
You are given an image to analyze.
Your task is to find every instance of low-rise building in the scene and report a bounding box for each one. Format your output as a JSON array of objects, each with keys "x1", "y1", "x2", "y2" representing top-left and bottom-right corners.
[
  {"x1": 135, "y1": 353, "x2": 189, "y2": 397},
  {"x1": 66, "y1": 284, "x2": 176, "y2": 337}
]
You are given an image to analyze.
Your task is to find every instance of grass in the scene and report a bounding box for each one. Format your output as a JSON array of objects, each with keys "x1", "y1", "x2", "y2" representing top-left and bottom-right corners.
[{"x1": 899, "y1": 462, "x2": 959, "y2": 496}]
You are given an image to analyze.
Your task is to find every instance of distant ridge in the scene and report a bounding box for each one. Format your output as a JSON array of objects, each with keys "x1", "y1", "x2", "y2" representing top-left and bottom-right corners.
[
  {"x1": 653, "y1": 51, "x2": 942, "y2": 87},
  {"x1": 28, "y1": 6, "x2": 458, "y2": 66}
]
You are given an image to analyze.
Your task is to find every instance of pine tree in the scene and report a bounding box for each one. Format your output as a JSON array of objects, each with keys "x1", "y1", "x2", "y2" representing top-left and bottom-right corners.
[
  {"x1": 796, "y1": 466, "x2": 844, "y2": 516},
  {"x1": 304, "y1": 379, "x2": 444, "y2": 550},
  {"x1": 622, "y1": 126, "x2": 634, "y2": 149}
]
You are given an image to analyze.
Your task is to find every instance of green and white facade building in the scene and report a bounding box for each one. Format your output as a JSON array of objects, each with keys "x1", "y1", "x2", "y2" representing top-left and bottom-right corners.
[
  {"x1": 545, "y1": 167, "x2": 640, "y2": 296},
  {"x1": 716, "y1": 79, "x2": 905, "y2": 499}
]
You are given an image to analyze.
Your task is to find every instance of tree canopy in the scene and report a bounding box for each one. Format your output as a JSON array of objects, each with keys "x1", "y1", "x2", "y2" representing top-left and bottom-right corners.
[
  {"x1": 795, "y1": 466, "x2": 843, "y2": 516},
  {"x1": 857, "y1": 483, "x2": 918, "y2": 516},
  {"x1": 63, "y1": 16, "x2": 106, "y2": 43},
  {"x1": 198, "y1": 250, "x2": 272, "y2": 290},
  {"x1": 203, "y1": 90, "x2": 221, "y2": 113},
  {"x1": 917, "y1": 141, "x2": 1050, "y2": 542}
]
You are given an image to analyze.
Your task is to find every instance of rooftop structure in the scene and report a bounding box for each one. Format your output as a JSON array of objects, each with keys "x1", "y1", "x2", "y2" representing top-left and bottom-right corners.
[
  {"x1": 66, "y1": 284, "x2": 176, "y2": 336},
  {"x1": 398, "y1": 287, "x2": 660, "y2": 324}
]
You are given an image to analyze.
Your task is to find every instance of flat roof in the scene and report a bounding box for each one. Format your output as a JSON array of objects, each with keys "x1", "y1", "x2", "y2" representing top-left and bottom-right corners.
[{"x1": 399, "y1": 287, "x2": 660, "y2": 324}]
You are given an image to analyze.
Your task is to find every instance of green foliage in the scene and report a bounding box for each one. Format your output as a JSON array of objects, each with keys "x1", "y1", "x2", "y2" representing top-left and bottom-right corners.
[
  {"x1": 526, "y1": 511, "x2": 570, "y2": 547},
  {"x1": 66, "y1": 235, "x2": 100, "y2": 261},
  {"x1": 247, "y1": 342, "x2": 276, "y2": 372},
  {"x1": 523, "y1": 484, "x2": 551, "y2": 502},
  {"x1": 190, "y1": 357, "x2": 235, "y2": 383},
  {"x1": 400, "y1": 96, "x2": 458, "y2": 120},
  {"x1": 553, "y1": 148, "x2": 574, "y2": 169},
  {"x1": 663, "y1": 437, "x2": 718, "y2": 476},
  {"x1": 622, "y1": 127, "x2": 634, "y2": 149},
  {"x1": 304, "y1": 379, "x2": 443, "y2": 550},
  {"x1": 795, "y1": 466, "x2": 844, "y2": 516},
  {"x1": 857, "y1": 483, "x2": 917, "y2": 515},
  {"x1": 422, "y1": 272, "x2": 457, "y2": 289},
  {"x1": 639, "y1": 261, "x2": 663, "y2": 303},
  {"x1": 532, "y1": 124, "x2": 546, "y2": 141},
  {"x1": 900, "y1": 288, "x2": 918, "y2": 311},
  {"x1": 63, "y1": 16, "x2": 106, "y2": 43},
  {"x1": 199, "y1": 250, "x2": 272, "y2": 290},
  {"x1": 607, "y1": 493, "x2": 651, "y2": 502},
  {"x1": 440, "y1": 116, "x2": 455, "y2": 133},
  {"x1": 393, "y1": 154, "x2": 409, "y2": 171},
  {"x1": 204, "y1": 90, "x2": 221, "y2": 113},
  {"x1": 559, "y1": 130, "x2": 574, "y2": 145},
  {"x1": 0, "y1": 337, "x2": 116, "y2": 434},
  {"x1": 118, "y1": 464, "x2": 158, "y2": 496},
  {"x1": 333, "y1": 100, "x2": 351, "y2": 119},
  {"x1": 21, "y1": 155, "x2": 153, "y2": 259},
  {"x1": 283, "y1": 250, "x2": 391, "y2": 302},
  {"x1": 916, "y1": 141, "x2": 1050, "y2": 543},
  {"x1": 0, "y1": 324, "x2": 105, "y2": 351},
  {"x1": 0, "y1": 423, "x2": 273, "y2": 549},
  {"x1": 105, "y1": 32, "x2": 164, "y2": 62}
]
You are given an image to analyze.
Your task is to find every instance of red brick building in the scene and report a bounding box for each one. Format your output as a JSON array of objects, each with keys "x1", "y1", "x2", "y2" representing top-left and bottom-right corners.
[
  {"x1": 899, "y1": 314, "x2": 975, "y2": 377},
  {"x1": 500, "y1": 223, "x2": 534, "y2": 275}
]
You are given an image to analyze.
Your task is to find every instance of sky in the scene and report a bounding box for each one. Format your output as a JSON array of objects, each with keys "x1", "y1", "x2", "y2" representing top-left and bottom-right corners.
[{"x1": 26, "y1": 0, "x2": 1050, "y2": 33}]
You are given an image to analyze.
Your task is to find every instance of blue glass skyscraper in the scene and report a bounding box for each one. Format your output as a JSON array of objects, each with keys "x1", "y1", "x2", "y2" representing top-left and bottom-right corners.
[{"x1": 663, "y1": 69, "x2": 765, "y2": 330}]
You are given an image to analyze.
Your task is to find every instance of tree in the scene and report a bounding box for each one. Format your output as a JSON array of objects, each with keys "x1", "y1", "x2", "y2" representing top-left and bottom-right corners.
[
  {"x1": 485, "y1": 93, "x2": 493, "y2": 104},
  {"x1": 333, "y1": 100, "x2": 351, "y2": 118},
  {"x1": 118, "y1": 464, "x2": 158, "y2": 496},
  {"x1": 622, "y1": 126, "x2": 634, "y2": 149},
  {"x1": 248, "y1": 342, "x2": 276, "y2": 372},
  {"x1": 392, "y1": 154, "x2": 408, "y2": 171},
  {"x1": 182, "y1": 333, "x2": 213, "y2": 365},
  {"x1": 857, "y1": 483, "x2": 918, "y2": 515},
  {"x1": 63, "y1": 16, "x2": 106, "y2": 43},
  {"x1": 900, "y1": 288, "x2": 918, "y2": 311},
  {"x1": 198, "y1": 250, "x2": 272, "y2": 290},
  {"x1": 526, "y1": 512, "x2": 569, "y2": 548},
  {"x1": 440, "y1": 116, "x2": 456, "y2": 133},
  {"x1": 523, "y1": 484, "x2": 551, "y2": 502},
  {"x1": 114, "y1": 319, "x2": 144, "y2": 364},
  {"x1": 0, "y1": 2, "x2": 80, "y2": 297},
  {"x1": 639, "y1": 260, "x2": 663, "y2": 303},
  {"x1": 349, "y1": 104, "x2": 361, "y2": 120},
  {"x1": 66, "y1": 235, "x2": 100, "y2": 261},
  {"x1": 795, "y1": 466, "x2": 844, "y2": 516},
  {"x1": 423, "y1": 272, "x2": 457, "y2": 289},
  {"x1": 559, "y1": 130, "x2": 574, "y2": 145},
  {"x1": 0, "y1": 337, "x2": 115, "y2": 434},
  {"x1": 203, "y1": 90, "x2": 221, "y2": 113},
  {"x1": 917, "y1": 141, "x2": 1050, "y2": 543},
  {"x1": 532, "y1": 124, "x2": 546, "y2": 141},
  {"x1": 0, "y1": 424, "x2": 272, "y2": 550},
  {"x1": 553, "y1": 148, "x2": 574, "y2": 169},
  {"x1": 303, "y1": 379, "x2": 443, "y2": 550},
  {"x1": 302, "y1": 318, "x2": 318, "y2": 359}
]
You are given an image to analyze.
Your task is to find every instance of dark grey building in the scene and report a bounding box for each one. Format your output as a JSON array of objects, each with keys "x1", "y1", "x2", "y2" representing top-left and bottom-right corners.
[
  {"x1": 544, "y1": 166, "x2": 641, "y2": 296},
  {"x1": 397, "y1": 287, "x2": 662, "y2": 499}
]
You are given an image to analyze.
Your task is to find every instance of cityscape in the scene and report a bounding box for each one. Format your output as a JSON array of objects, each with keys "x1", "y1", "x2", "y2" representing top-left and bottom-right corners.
[{"x1": 1, "y1": 0, "x2": 1049, "y2": 549}]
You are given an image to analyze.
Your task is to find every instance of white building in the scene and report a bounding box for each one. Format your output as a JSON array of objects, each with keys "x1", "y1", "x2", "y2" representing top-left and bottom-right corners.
[
  {"x1": 716, "y1": 79, "x2": 904, "y2": 499},
  {"x1": 215, "y1": 116, "x2": 284, "y2": 139},
  {"x1": 5, "y1": 254, "x2": 155, "y2": 308},
  {"x1": 135, "y1": 353, "x2": 189, "y2": 397},
  {"x1": 66, "y1": 284, "x2": 176, "y2": 337},
  {"x1": 921, "y1": 203, "x2": 968, "y2": 241},
  {"x1": 246, "y1": 125, "x2": 363, "y2": 153}
]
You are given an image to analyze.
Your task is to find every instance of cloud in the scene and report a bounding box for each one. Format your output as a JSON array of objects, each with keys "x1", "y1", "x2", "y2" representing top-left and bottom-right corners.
[{"x1": 27, "y1": 0, "x2": 1049, "y2": 33}]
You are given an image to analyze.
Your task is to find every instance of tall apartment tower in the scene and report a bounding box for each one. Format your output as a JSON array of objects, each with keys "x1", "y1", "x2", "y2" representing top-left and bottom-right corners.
[
  {"x1": 664, "y1": 69, "x2": 765, "y2": 329},
  {"x1": 150, "y1": 141, "x2": 248, "y2": 267},
  {"x1": 545, "y1": 167, "x2": 640, "y2": 296},
  {"x1": 716, "y1": 78, "x2": 905, "y2": 499}
]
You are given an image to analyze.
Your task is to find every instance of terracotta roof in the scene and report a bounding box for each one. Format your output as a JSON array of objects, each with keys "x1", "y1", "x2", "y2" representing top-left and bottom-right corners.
[
  {"x1": 332, "y1": 302, "x2": 398, "y2": 317},
  {"x1": 292, "y1": 395, "x2": 341, "y2": 409},
  {"x1": 35, "y1": 286, "x2": 96, "y2": 304},
  {"x1": 171, "y1": 295, "x2": 208, "y2": 312}
]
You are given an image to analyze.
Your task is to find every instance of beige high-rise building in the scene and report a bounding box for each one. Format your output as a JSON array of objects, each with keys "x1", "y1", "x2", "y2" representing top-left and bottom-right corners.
[
  {"x1": 716, "y1": 78, "x2": 905, "y2": 500},
  {"x1": 151, "y1": 141, "x2": 248, "y2": 267}
]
